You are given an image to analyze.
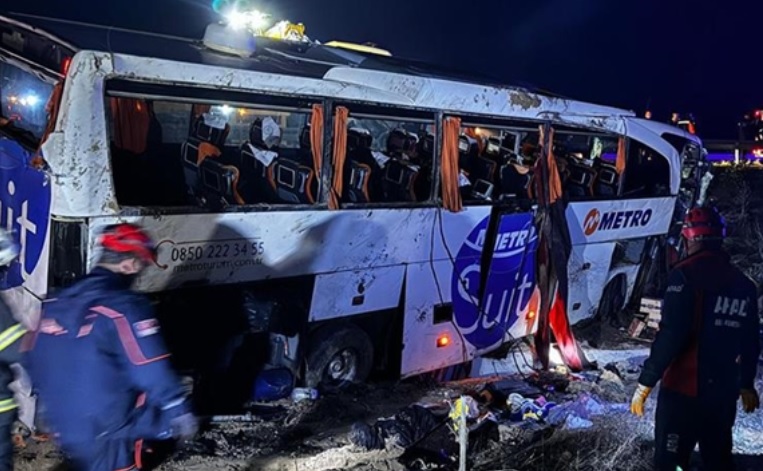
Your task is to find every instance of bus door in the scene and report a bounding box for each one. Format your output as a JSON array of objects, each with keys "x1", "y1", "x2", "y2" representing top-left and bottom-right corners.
[
  {"x1": 399, "y1": 121, "x2": 543, "y2": 378},
  {"x1": 472, "y1": 202, "x2": 541, "y2": 353}
]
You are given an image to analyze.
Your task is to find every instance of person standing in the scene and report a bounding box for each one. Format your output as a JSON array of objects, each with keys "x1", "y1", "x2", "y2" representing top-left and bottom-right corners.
[
  {"x1": 630, "y1": 206, "x2": 761, "y2": 470},
  {"x1": 25, "y1": 223, "x2": 197, "y2": 470},
  {"x1": 0, "y1": 229, "x2": 27, "y2": 470}
]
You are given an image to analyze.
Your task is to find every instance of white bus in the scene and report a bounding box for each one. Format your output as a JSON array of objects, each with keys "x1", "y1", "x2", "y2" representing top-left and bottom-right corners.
[{"x1": 0, "y1": 13, "x2": 703, "y2": 410}]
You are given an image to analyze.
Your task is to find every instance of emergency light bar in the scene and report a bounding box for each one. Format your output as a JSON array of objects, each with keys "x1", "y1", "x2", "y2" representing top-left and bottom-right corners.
[{"x1": 203, "y1": 6, "x2": 392, "y2": 57}]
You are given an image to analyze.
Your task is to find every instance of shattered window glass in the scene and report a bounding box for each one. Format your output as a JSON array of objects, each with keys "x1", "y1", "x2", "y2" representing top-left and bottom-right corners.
[{"x1": 0, "y1": 61, "x2": 54, "y2": 141}]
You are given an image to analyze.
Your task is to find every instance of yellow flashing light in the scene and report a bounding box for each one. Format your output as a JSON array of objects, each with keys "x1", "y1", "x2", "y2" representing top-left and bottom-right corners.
[
  {"x1": 324, "y1": 41, "x2": 392, "y2": 57},
  {"x1": 262, "y1": 20, "x2": 308, "y2": 42}
]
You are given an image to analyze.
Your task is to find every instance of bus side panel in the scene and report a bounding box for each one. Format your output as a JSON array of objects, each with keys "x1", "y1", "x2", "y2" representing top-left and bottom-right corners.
[
  {"x1": 309, "y1": 266, "x2": 406, "y2": 322},
  {"x1": 566, "y1": 197, "x2": 676, "y2": 245},
  {"x1": 401, "y1": 207, "x2": 539, "y2": 376},
  {"x1": 401, "y1": 260, "x2": 472, "y2": 377},
  {"x1": 566, "y1": 242, "x2": 615, "y2": 325},
  {"x1": 564, "y1": 197, "x2": 676, "y2": 325},
  {"x1": 0, "y1": 138, "x2": 53, "y2": 328},
  {"x1": 86, "y1": 209, "x2": 435, "y2": 291}
]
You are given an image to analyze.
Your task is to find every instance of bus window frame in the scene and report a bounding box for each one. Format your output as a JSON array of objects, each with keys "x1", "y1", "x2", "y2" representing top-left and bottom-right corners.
[
  {"x1": 331, "y1": 101, "x2": 440, "y2": 209},
  {"x1": 0, "y1": 53, "x2": 60, "y2": 150},
  {"x1": 446, "y1": 114, "x2": 548, "y2": 209},
  {"x1": 550, "y1": 128, "x2": 625, "y2": 202},
  {"x1": 620, "y1": 138, "x2": 674, "y2": 200},
  {"x1": 103, "y1": 79, "x2": 332, "y2": 213}
]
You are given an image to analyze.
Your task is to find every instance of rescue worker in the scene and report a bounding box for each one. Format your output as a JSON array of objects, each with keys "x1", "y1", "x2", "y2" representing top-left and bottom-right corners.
[
  {"x1": 25, "y1": 223, "x2": 198, "y2": 471},
  {"x1": 630, "y1": 206, "x2": 761, "y2": 471},
  {"x1": 0, "y1": 229, "x2": 26, "y2": 471}
]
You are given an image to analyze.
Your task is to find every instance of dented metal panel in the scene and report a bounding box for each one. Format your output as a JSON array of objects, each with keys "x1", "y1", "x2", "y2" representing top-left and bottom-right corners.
[
  {"x1": 45, "y1": 51, "x2": 115, "y2": 217},
  {"x1": 566, "y1": 242, "x2": 615, "y2": 325},
  {"x1": 110, "y1": 54, "x2": 416, "y2": 107},
  {"x1": 323, "y1": 68, "x2": 633, "y2": 131},
  {"x1": 309, "y1": 266, "x2": 406, "y2": 322},
  {"x1": 402, "y1": 261, "x2": 473, "y2": 376}
]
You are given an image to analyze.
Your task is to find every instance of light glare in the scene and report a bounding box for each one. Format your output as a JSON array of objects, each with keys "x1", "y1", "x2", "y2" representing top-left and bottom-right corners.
[{"x1": 224, "y1": 8, "x2": 270, "y2": 32}]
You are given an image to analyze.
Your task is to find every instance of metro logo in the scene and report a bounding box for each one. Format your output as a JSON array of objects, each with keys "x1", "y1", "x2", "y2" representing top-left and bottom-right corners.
[{"x1": 582, "y1": 208, "x2": 653, "y2": 236}]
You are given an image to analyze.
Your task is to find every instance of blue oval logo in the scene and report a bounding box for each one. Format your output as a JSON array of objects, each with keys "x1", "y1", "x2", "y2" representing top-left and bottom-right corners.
[
  {"x1": 0, "y1": 139, "x2": 52, "y2": 289},
  {"x1": 451, "y1": 212, "x2": 538, "y2": 350}
]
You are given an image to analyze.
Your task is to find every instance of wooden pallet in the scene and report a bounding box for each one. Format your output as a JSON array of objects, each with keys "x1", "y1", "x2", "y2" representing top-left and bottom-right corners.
[{"x1": 628, "y1": 297, "x2": 662, "y2": 341}]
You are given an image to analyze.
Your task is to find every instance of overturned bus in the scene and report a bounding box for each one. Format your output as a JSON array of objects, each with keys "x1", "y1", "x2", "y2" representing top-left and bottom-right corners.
[{"x1": 0, "y1": 13, "x2": 704, "y2": 417}]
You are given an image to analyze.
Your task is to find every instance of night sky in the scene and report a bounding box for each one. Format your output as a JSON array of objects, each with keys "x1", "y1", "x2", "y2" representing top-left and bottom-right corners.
[{"x1": 6, "y1": 0, "x2": 763, "y2": 139}]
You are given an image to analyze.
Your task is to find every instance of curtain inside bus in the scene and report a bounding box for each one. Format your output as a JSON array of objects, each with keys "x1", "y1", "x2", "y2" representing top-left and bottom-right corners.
[
  {"x1": 442, "y1": 117, "x2": 463, "y2": 212},
  {"x1": 329, "y1": 106, "x2": 349, "y2": 210},
  {"x1": 533, "y1": 124, "x2": 591, "y2": 372},
  {"x1": 616, "y1": 136, "x2": 626, "y2": 175},
  {"x1": 110, "y1": 97, "x2": 151, "y2": 155}
]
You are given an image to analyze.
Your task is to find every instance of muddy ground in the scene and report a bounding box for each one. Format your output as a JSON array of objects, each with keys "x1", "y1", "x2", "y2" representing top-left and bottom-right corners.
[{"x1": 15, "y1": 328, "x2": 763, "y2": 471}]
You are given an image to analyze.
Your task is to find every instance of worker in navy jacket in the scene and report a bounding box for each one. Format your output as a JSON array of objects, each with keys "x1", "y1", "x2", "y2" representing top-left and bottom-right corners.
[
  {"x1": 631, "y1": 206, "x2": 761, "y2": 471},
  {"x1": 0, "y1": 229, "x2": 27, "y2": 471},
  {"x1": 25, "y1": 223, "x2": 198, "y2": 470}
]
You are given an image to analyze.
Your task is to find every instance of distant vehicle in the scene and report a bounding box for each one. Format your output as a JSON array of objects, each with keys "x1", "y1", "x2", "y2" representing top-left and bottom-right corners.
[{"x1": 0, "y1": 11, "x2": 704, "y2": 419}]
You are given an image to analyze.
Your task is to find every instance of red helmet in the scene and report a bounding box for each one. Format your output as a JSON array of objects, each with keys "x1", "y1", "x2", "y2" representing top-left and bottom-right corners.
[
  {"x1": 98, "y1": 223, "x2": 157, "y2": 263},
  {"x1": 681, "y1": 206, "x2": 726, "y2": 242}
]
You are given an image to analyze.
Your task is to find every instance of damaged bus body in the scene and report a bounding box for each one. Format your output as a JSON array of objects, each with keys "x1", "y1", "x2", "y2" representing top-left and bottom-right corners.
[{"x1": 0, "y1": 13, "x2": 703, "y2": 414}]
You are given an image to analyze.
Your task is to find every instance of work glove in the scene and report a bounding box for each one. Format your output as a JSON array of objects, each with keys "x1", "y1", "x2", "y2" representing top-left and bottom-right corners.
[
  {"x1": 170, "y1": 412, "x2": 199, "y2": 443},
  {"x1": 740, "y1": 389, "x2": 760, "y2": 413},
  {"x1": 630, "y1": 384, "x2": 653, "y2": 417}
]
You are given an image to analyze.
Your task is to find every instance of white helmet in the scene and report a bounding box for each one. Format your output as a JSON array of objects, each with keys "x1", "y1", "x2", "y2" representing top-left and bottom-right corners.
[{"x1": 0, "y1": 230, "x2": 18, "y2": 267}]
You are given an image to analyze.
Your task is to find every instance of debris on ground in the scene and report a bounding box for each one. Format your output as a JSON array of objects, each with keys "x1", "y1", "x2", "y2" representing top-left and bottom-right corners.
[{"x1": 12, "y1": 343, "x2": 763, "y2": 471}]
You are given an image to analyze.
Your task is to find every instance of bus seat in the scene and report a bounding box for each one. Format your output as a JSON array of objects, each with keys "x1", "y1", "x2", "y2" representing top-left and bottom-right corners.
[
  {"x1": 250, "y1": 116, "x2": 282, "y2": 150},
  {"x1": 566, "y1": 163, "x2": 596, "y2": 199},
  {"x1": 239, "y1": 118, "x2": 283, "y2": 203},
  {"x1": 386, "y1": 128, "x2": 409, "y2": 158},
  {"x1": 271, "y1": 158, "x2": 316, "y2": 204},
  {"x1": 298, "y1": 123, "x2": 313, "y2": 163},
  {"x1": 190, "y1": 113, "x2": 230, "y2": 147},
  {"x1": 199, "y1": 159, "x2": 245, "y2": 209},
  {"x1": 343, "y1": 127, "x2": 378, "y2": 203},
  {"x1": 182, "y1": 114, "x2": 230, "y2": 200},
  {"x1": 344, "y1": 161, "x2": 372, "y2": 203},
  {"x1": 458, "y1": 135, "x2": 479, "y2": 168},
  {"x1": 471, "y1": 156, "x2": 498, "y2": 183},
  {"x1": 348, "y1": 127, "x2": 373, "y2": 151},
  {"x1": 382, "y1": 159, "x2": 419, "y2": 202},
  {"x1": 499, "y1": 162, "x2": 532, "y2": 199},
  {"x1": 593, "y1": 161, "x2": 619, "y2": 197}
]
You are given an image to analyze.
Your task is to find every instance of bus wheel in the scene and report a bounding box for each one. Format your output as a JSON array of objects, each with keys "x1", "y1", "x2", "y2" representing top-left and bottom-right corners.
[
  {"x1": 304, "y1": 324, "x2": 374, "y2": 390},
  {"x1": 599, "y1": 276, "x2": 627, "y2": 327}
]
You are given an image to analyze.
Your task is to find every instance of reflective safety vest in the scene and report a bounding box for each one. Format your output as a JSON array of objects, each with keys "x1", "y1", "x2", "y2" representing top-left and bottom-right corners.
[{"x1": 0, "y1": 323, "x2": 26, "y2": 413}]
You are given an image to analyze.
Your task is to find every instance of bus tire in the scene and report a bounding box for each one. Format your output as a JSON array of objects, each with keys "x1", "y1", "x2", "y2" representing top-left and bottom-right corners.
[
  {"x1": 599, "y1": 276, "x2": 627, "y2": 327},
  {"x1": 304, "y1": 324, "x2": 374, "y2": 390}
]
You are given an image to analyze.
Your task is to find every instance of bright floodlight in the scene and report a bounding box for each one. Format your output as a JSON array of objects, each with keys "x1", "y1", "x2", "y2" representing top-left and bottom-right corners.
[
  {"x1": 225, "y1": 8, "x2": 270, "y2": 32},
  {"x1": 19, "y1": 94, "x2": 39, "y2": 107}
]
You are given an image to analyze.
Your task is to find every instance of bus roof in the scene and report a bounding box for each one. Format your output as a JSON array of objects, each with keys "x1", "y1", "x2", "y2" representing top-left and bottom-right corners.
[
  {"x1": 1, "y1": 13, "x2": 688, "y2": 217},
  {"x1": 1, "y1": 13, "x2": 556, "y2": 94},
  {"x1": 1, "y1": 13, "x2": 635, "y2": 120}
]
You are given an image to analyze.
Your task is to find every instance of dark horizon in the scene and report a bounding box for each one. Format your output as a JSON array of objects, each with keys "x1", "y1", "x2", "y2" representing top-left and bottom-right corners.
[{"x1": 6, "y1": 0, "x2": 762, "y2": 139}]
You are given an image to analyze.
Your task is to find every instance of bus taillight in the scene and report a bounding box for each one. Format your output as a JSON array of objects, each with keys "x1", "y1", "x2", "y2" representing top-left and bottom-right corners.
[
  {"x1": 61, "y1": 56, "x2": 72, "y2": 76},
  {"x1": 436, "y1": 334, "x2": 450, "y2": 348}
]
